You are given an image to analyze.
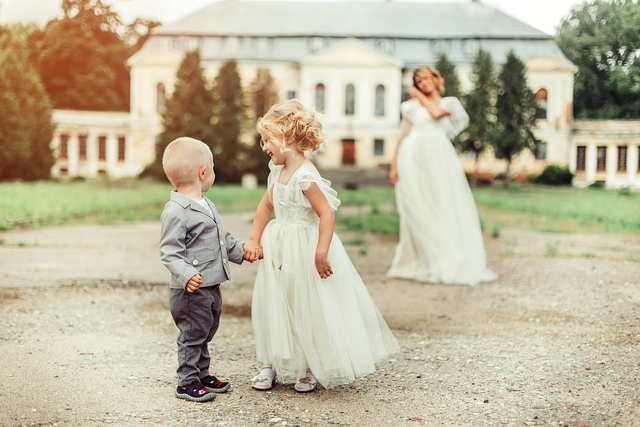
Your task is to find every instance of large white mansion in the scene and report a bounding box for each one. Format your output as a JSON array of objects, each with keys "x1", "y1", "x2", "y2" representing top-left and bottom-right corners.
[{"x1": 50, "y1": 0, "x2": 640, "y2": 188}]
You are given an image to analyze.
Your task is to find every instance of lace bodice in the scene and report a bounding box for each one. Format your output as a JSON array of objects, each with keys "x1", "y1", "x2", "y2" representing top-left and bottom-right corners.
[
  {"x1": 401, "y1": 97, "x2": 469, "y2": 139},
  {"x1": 267, "y1": 161, "x2": 340, "y2": 227}
]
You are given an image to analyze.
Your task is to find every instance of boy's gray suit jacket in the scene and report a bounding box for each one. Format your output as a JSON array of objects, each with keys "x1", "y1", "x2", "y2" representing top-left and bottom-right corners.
[{"x1": 159, "y1": 190, "x2": 245, "y2": 290}]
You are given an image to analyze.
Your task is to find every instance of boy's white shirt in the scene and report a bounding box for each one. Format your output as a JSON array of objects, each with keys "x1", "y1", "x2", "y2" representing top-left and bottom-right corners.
[{"x1": 195, "y1": 198, "x2": 213, "y2": 217}]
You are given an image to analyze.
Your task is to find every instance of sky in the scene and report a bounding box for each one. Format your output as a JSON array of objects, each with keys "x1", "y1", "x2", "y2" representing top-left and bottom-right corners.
[{"x1": 0, "y1": 0, "x2": 585, "y2": 36}]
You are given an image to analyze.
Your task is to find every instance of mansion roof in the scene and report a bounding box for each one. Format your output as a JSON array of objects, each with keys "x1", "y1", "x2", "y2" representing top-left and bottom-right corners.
[{"x1": 154, "y1": 0, "x2": 550, "y2": 39}]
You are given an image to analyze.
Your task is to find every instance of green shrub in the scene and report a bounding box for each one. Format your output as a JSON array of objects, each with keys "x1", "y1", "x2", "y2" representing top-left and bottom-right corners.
[{"x1": 529, "y1": 164, "x2": 573, "y2": 186}]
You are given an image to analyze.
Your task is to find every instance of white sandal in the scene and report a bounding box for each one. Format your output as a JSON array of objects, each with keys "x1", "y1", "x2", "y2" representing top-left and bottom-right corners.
[
  {"x1": 251, "y1": 368, "x2": 276, "y2": 390},
  {"x1": 294, "y1": 372, "x2": 317, "y2": 393}
]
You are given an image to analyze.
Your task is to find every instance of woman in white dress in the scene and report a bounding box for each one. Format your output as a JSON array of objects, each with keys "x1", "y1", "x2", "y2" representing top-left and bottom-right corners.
[{"x1": 387, "y1": 68, "x2": 496, "y2": 286}]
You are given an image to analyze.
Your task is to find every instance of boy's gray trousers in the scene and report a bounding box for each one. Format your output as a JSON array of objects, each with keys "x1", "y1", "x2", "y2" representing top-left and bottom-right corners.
[{"x1": 169, "y1": 285, "x2": 222, "y2": 386}]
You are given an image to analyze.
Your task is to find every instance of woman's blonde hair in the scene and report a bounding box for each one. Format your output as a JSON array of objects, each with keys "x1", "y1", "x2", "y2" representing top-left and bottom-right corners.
[
  {"x1": 413, "y1": 68, "x2": 445, "y2": 95},
  {"x1": 256, "y1": 99, "x2": 324, "y2": 152}
]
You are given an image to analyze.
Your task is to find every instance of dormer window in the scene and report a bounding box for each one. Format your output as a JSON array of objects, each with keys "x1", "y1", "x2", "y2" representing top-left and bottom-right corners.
[
  {"x1": 309, "y1": 37, "x2": 327, "y2": 53},
  {"x1": 432, "y1": 39, "x2": 449, "y2": 54},
  {"x1": 463, "y1": 39, "x2": 479, "y2": 56},
  {"x1": 375, "y1": 38, "x2": 394, "y2": 55}
]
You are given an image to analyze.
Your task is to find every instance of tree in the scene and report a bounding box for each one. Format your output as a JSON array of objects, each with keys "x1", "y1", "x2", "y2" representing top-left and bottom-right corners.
[
  {"x1": 28, "y1": 0, "x2": 159, "y2": 112},
  {"x1": 457, "y1": 49, "x2": 497, "y2": 185},
  {"x1": 0, "y1": 27, "x2": 55, "y2": 181},
  {"x1": 556, "y1": 0, "x2": 640, "y2": 119},
  {"x1": 435, "y1": 53, "x2": 462, "y2": 99},
  {"x1": 492, "y1": 51, "x2": 541, "y2": 186},
  {"x1": 146, "y1": 50, "x2": 216, "y2": 181},
  {"x1": 210, "y1": 59, "x2": 249, "y2": 184},
  {"x1": 248, "y1": 69, "x2": 279, "y2": 183}
]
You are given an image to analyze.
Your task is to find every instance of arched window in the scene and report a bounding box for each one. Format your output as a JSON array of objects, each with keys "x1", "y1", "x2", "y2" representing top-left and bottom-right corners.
[
  {"x1": 535, "y1": 88, "x2": 548, "y2": 120},
  {"x1": 345, "y1": 84, "x2": 355, "y2": 116},
  {"x1": 156, "y1": 83, "x2": 166, "y2": 114},
  {"x1": 315, "y1": 83, "x2": 325, "y2": 113},
  {"x1": 375, "y1": 84, "x2": 385, "y2": 117}
]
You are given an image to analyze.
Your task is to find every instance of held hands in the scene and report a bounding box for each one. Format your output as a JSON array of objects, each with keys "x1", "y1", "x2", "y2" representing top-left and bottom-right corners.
[
  {"x1": 186, "y1": 274, "x2": 203, "y2": 293},
  {"x1": 243, "y1": 240, "x2": 264, "y2": 263},
  {"x1": 315, "y1": 250, "x2": 333, "y2": 279}
]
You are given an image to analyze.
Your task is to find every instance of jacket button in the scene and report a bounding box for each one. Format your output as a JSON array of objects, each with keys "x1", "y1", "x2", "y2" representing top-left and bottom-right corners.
[{"x1": 192, "y1": 259, "x2": 199, "y2": 266}]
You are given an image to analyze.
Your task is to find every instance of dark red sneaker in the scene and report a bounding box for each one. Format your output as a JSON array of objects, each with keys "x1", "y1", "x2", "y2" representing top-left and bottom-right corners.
[
  {"x1": 200, "y1": 375, "x2": 230, "y2": 393},
  {"x1": 175, "y1": 380, "x2": 216, "y2": 402}
]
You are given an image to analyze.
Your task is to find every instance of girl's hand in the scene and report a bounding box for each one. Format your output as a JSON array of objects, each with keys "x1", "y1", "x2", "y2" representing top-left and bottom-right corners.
[
  {"x1": 315, "y1": 251, "x2": 333, "y2": 279},
  {"x1": 389, "y1": 165, "x2": 399, "y2": 186},
  {"x1": 410, "y1": 86, "x2": 423, "y2": 101},
  {"x1": 244, "y1": 240, "x2": 263, "y2": 262}
]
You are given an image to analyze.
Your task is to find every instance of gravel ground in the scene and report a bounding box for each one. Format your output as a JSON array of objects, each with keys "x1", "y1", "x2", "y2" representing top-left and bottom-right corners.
[{"x1": 1, "y1": 219, "x2": 639, "y2": 427}]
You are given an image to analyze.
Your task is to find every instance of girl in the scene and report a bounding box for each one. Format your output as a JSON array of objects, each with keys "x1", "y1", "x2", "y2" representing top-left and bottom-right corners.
[{"x1": 243, "y1": 99, "x2": 399, "y2": 392}]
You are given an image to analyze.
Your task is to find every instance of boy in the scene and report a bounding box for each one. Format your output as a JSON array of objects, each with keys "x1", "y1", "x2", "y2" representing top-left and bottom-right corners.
[{"x1": 159, "y1": 137, "x2": 248, "y2": 402}]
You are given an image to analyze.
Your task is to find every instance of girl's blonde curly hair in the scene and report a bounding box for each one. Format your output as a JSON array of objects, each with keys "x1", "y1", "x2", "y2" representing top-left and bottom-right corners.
[
  {"x1": 414, "y1": 68, "x2": 446, "y2": 95},
  {"x1": 256, "y1": 99, "x2": 324, "y2": 152}
]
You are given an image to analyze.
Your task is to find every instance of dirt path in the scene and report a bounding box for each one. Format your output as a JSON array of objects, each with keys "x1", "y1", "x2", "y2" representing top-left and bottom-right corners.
[{"x1": 1, "y1": 217, "x2": 639, "y2": 427}]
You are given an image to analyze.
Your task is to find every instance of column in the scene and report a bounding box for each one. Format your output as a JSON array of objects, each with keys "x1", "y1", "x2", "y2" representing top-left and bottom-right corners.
[
  {"x1": 360, "y1": 73, "x2": 371, "y2": 123},
  {"x1": 628, "y1": 144, "x2": 638, "y2": 187},
  {"x1": 330, "y1": 73, "x2": 341, "y2": 123},
  {"x1": 87, "y1": 132, "x2": 98, "y2": 178},
  {"x1": 585, "y1": 143, "x2": 597, "y2": 184},
  {"x1": 68, "y1": 133, "x2": 79, "y2": 177},
  {"x1": 606, "y1": 144, "x2": 617, "y2": 187},
  {"x1": 106, "y1": 133, "x2": 118, "y2": 176}
]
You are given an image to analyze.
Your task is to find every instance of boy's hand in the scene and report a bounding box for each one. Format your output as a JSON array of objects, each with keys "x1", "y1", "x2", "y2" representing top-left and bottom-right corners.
[
  {"x1": 186, "y1": 274, "x2": 203, "y2": 293},
  {"x1": 243, "y1": 240, "x2": 263, "y2": 262},
  {"x1": 315, "y1": 251, "x2": 333, "y2": 279}
]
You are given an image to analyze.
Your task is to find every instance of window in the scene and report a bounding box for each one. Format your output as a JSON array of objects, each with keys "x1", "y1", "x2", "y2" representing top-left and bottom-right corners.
[
  {"x1": 535, "y1": 142, "x2": 547, "y2": 160},
  {"x1": 98, "y1": 136, "x2": 107, "y2": 161},
  {"x1": 596, "y1": 146, "x2": 606, "y2": 171},
  {"x1": 59, "y1": 134, "x2": 69, "y2": 159},
  {"x1": 118, "y1": 137, "x2": 126, "y2": 162},
  {"x1": 79, "y1": 135, "x2": 88, "y2": 160},
  {"x1": 374, "y1": 139, "x2": 384, "y2": 156},
  {"x1": 315, "y1": 83, "x2": 325, "y2": 113},
  {"x1": 186, "y1": 37, "x2": 200, "y2": 51},
  {"x1": 617, "y1": 146, "x2": 627, "y2": 172},
  {"x1": 432, "y1": 39, "x2": 449, "y2": 54},
  {"x1": 463, "y1": 39, "x2": 479, "y2": 56},
  {"x1": 286, "y1": 90, "x2": 296, "y2": 100},
  {"x1": 309, "y1": 37, "x2": 327, "y2": 53},
  {"x1": 576, "y1": 146, "x2": 586, "y2": 171},
  {"x1": 535, "y1": 89, "x2": 548, "y2": 120},
  {"x1": 375, "y1": 85, "x2": 385, "y2": 117},
  {"x1": 345, "y1": 84, "x2": 355, "y2": 116},
  {"x1": 375, "y1": 38, "x2": 393, "y2": 54},
  {"x1": 157, "y1": 83, "x2": 166, "y2": 114}
]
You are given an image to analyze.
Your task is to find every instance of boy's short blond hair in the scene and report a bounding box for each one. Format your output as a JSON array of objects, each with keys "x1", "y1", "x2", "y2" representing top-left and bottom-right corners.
[{"x1": 162, "y1": 137, "x2": 212, "y2": 187}]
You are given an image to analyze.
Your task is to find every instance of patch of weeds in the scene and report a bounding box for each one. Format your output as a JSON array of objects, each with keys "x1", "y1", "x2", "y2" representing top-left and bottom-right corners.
[
  {"x1": 505, "y1": 237, "x2": 518, "y2": 255},
  {"x1": 490, "y1": 223, "x2": 502, "y2": 239},
  {"x1": 625, "y1": 251, "x2": 637, "y2": 262},
  {"x1": 581, "y1": 252, "x2": 596, "y2": 258},
  {"x1": 479, "y1": 214, "x2": 485, "y2": 232},
  {"x1": 336, "y1": 210, "x2": 399, "y2": 236},
  {"x1": 358, "y1": 246, "x2": 369, "y2": 256},
  {"x1": 0, "y1": 239, "x2": 4, "y2": 245},
  {"x1": 17, "y1": 242, "x2": 25, "y2": 247},
  {"x1": 0, "y1": 224, "x2": 12, "y2": 231},
  {"x1": 343, "y1": 234, "x2": 367, "y2": 246},
  {"x1": 369, "y1": 203, "x2": 381, "y2": 215},
  {"x1": 545, "y1": 240, "x2": 561, "y2": 257},
  {"x1": 618, "y1": 187, "x2": 632, "y2": 197},
  {"x1": 608, "y1": 246, "x2": 623, "y2": 252}
]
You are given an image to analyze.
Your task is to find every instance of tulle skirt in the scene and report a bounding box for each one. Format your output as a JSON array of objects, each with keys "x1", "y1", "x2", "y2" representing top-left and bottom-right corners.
[{"x1": 251, "y1": 220, "x2": 399, "y2": 389}]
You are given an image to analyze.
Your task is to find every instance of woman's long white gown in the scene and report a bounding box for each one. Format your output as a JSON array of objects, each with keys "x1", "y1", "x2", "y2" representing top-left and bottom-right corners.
[
  {"x1": 386, "y1": 98, "x2": 496, "y2": 286},
  {"x1": 252, "y1": 161, "x2": 399, "y2": 389}
]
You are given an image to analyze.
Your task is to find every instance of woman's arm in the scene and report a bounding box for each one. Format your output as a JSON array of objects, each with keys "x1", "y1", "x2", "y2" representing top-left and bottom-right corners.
[
  {"x1": 302, "y1": 183, "x2": 335, "y2": 279},
  {"x1": 245, "y1": 189, "x2": 273, "y2": 261},
  {"x1": 389, "y1": 117, "x2": 412, "y2": 186},
  {"x1": 410, "y1": 87, "x2": 450, "y2": 120}
]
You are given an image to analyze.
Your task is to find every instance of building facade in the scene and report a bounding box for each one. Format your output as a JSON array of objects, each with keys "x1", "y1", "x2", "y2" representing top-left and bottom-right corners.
[{"x1": 49, "y1": 0, "x2": 638, "y2": 189}]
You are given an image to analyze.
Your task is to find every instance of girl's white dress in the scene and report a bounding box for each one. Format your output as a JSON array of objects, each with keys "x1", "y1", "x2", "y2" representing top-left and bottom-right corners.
[
  {"x1": 387, "y1": 98, "x2": 496, "y2": 286},
  {"x1": 251, "y1": 161, "x2": 399, "y2": 389}
]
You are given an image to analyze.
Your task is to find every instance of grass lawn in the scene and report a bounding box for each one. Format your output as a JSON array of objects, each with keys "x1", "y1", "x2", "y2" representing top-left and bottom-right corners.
[{"x1": 0, "y1": 180, "x2": 638, "y2": 234}]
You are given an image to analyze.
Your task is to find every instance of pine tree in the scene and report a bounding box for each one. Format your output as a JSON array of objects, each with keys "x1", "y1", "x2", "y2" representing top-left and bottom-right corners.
[
  {"x1": 146, "y1": 50, "x2": 215, "y2": 181},
  {"x1": 248, "y1": 69, "x2": 279, "y2": 183},
  {"x1": 0, "y1": 27, "x2": 55, "y2": 181},
  {"x1": 457, "y1": 49, "x2": 497, "y2": 185},
  {"x1": 210, "y1": 59, "x2": 249, "y2": 184},
  {"x1": 493, "y1": 51, "x2": 540, "y2": 186},
  {"x1": 435, "y1": 53, "x2": 462, "y2": 99}
]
